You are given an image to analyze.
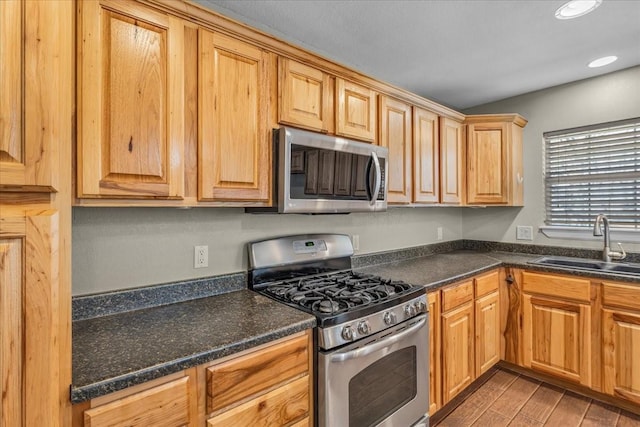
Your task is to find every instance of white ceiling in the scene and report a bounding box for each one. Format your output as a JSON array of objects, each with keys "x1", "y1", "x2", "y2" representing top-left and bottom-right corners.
[{"x1": 192, "y1": 0, "x2": 640, "y2": 110}]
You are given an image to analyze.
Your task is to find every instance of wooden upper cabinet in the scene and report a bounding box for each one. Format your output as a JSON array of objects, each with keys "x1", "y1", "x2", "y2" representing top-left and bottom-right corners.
[
  {"x1": 1, "y1": 0, "x2": 67, "y2": 192},
  {"x1": 465, "y1": 114, "x2": 526, "y2": 206},
  {"x1": 198, "y1": 30, "x2": 270, "y2": 202},
  {"x1": 413, "y1": 107, "x2": 439, "y2": 204},
  {"x1": 77, "y1": 0, "x2": 185, "y2": 199},
  {"x1": 379, "y1": 96, "x2": 412, "y2": 204},
  {"x1": 336, "y1": 78, "x2": 377, "y2": 143},
  {"x1": 439, "y1": 117, "x2": 465, "y2": 205},
  {"x1": 278, "y1": 58, "x2": 333, "y2": 133}
]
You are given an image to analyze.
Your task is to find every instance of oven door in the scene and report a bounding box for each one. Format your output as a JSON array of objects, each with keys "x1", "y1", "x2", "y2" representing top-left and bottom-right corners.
[{"x1": 318, "y1": 314, "x2": 429, "y2": 427}]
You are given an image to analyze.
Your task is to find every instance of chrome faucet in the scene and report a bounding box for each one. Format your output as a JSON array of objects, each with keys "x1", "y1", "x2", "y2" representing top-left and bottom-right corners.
[{"x1": 593, "y1": 214, "x2": 626, "y2": 262}]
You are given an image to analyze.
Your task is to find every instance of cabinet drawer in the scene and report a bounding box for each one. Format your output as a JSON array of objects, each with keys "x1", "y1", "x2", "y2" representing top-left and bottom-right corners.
[
  {"x1": 442, "y1": 280, "x2": 473, "y2": 312},
  {"x1": 206, "y1": 375, "x2": 309, "y2": 427},
  {"x1": 207, "y1": 334, "x2": 309, "y2": 413},
  {"x1": 83, "y1": 376, "x2": 190, "y2": 427},
  {"x1": 474, "y1": 270, "x2": 499, "y2": 298},
  {"x1": 522, "y1": 271, "x2": 590, "y2": 302},
  {"x1": 603, "y1": 282, "x2": 640, "y2": 311}
]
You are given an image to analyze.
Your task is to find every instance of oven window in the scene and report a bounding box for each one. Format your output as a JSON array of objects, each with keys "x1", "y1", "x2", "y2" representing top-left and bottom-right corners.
[{"x1": 349, "y1": 346, "x2": 417, "y2": 427}]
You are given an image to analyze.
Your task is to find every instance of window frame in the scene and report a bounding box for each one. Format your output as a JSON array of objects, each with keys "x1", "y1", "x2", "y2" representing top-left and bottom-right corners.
[{"x1": 540, "y1": 117, "x2": 640, "y2": 243}]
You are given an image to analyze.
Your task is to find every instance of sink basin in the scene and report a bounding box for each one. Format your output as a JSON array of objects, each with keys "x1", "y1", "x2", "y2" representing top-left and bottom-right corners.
[{"x1": 530, "y1": 256, "x2": 640, "y2": 277}]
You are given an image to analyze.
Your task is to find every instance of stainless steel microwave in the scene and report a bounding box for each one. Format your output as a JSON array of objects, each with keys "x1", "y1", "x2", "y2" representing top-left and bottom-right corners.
[{"x1": 250, "y1": 126, "x2": 388, "y2": 214}]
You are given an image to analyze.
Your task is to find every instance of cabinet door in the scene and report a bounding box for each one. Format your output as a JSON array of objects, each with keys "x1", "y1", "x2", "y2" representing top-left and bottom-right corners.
[
  {"x1": 522, "y1": 294, "x2": 591, "y2": 386},
  {"x1": 1, "y1": 0, "x2": 63, "y2": 191},
  {"x1": 413, "y1": 108, "x2": 439, "y2": 204},
  {"x1": 439, "y1": 118, "x2": 465, "y2": 205},
  {"x1": 199, "y1": 31, "x2": 270, "y2": 202},
  {"x1": 602, "y1": 308, "x2": 640, "y2": 404},
  {"x1": 278, "y1": 58, "x2": 332, "y2": 133},
  {"x1": 78, "y1": 0, "x2": 185, "y2": 198},
  {"x1": 379, "y1": 96, "x2": 412, "y2": 204},
  {"x1": 1, "y1": 211, "x2": 62, "y2": 426},
  {"x1": 442, "y1": 301, "x2": 475, "y2": 403},
  {"x1": 335, "y1": 78, "x2": 376, "y2": 143},
  {"x1": 427, "y1": 292, "x2": 441, "y2": 416},
  {"x1": 466, "y1": 122, "x2": 509, "y2": 204},
  {"x1": 83, "y1": 377, "x2": 191, "y2": 427},
  {"x1": 475, "y1": 291, "x2": 500, "y2": 376}
]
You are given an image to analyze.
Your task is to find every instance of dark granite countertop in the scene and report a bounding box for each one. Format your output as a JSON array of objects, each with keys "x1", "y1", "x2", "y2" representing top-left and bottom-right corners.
[
  {"x1": 71, "y1": 289, "x2": 315, "y2": 403},
  {"x1": 356, "y1": 250, "x2": 640, "y2": 290}
]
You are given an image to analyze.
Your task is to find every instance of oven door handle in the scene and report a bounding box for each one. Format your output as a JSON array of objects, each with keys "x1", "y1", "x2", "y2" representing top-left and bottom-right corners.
[{"x1": 330, "y1": 315, "x2": 427, "y2": 363}]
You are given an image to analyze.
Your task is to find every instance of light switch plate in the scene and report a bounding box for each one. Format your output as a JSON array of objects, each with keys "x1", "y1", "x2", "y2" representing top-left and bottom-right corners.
[{"x1": 516, "y1": 226, "x2": 534, "y2": 241}]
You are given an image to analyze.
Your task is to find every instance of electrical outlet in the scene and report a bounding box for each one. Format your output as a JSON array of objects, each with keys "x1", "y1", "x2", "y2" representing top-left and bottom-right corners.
[
  {"x1": 437, "y1": 227, "x2": 443, "y2": 241},
  {"x1": 516, "y1": 226, "x2": 534, "y2": 241},
  {"x1": 352, "y1": 234, "x2": 360, "y2": 251},
  {"x1": 194, "y1": 245, "x2": 208, "y2": 268}
]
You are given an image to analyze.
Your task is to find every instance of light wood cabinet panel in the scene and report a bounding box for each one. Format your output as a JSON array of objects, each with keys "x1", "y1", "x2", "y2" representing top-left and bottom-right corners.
[
  {"x1": 0, "y1": 233, "x2": 23, "y2": 427},
  {"x1": 522, "y1": 294, "x2": 591, "y2": 386},
  {"x1": 336, "y1": 78, "x2": 376, "y2": 143},
  {"x1": 379, "y1": 96, "x2": 412, "y2": 204},
  {"x1": 602, "y1": 308, "x2": 640, "y2": 404},
  {"x1": 427, "y1": 291, "x2": 441, "y2": 416},
  {"x1": 83, "y1": 377, "x2": 191, "y2": 427},
  {"x1": 206, "y1": 333, "x2": 309, "y2": 413},
  {"x1": 198, "y1": 30, "x2": 270, "y2": 202},
  {"x1": 1, "y1": 0, "x2": 68, "y2": 191},
  {"x1": 465, "y1": 115, "x2": 526, "y2": 206},
  {"x1": 466, "y1": 121, "x2": 509, "y2": 204},
  {"x1": 442, "y1": 280, "x2": 473, "y2": 312},
  {"x1": 1, "y1": 210, "x2": 68, "y2": 426},
  {"x1": 603, "y1": 282, "x2": 640, "y2": 312},
  {"x1": 77, "y1": 0, "x2": 185, "y2": 199},
  {"x1": 278, "y1": 58, "x2": 332, "y2": 133},
  {"x1": 475, "y1": 291, "x2": 500, "y2": 376},
  {"x1": 475, "y1": 270, "x2": 499, "y2": 298},
  {"x1": 413, "y1": 107, "x2": 439, "y2": 204},
  {"x1": 206, "y1": 376, "x2": 309, "y2": 427},
  {"x1": 522, "y1": 271, "x2": 591, "y2": 303},
  {"x1": 442, "y1": 300, "x2": 475, "y2": 403},
  {"x1": 439, "y1": 117, "x2": 465, "y2": 205}
]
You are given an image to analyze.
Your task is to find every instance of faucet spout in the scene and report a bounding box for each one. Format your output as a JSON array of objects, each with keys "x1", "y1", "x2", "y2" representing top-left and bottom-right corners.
[{"x1": 593, "y1": 214, "x2": 625, "y2": 262}]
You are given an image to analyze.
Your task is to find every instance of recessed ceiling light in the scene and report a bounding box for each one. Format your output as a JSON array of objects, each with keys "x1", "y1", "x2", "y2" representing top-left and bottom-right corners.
[
  {"x1": 588, "y1": 56, "x2": 618, "y2": 68},
  {"x1": 555, "y1": 0, "x2": 602, "y2": 20}
]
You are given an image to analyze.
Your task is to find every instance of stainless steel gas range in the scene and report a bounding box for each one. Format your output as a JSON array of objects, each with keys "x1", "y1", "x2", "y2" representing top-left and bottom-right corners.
[{"x1": 248, "y1": 234, "x2": 429, "y2": 427}]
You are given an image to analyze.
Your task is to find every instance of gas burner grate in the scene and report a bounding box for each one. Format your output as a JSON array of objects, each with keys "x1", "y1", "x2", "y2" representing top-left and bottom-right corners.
[{"x1": 263, "y1": 271, "x2": 414, "y2": 315}]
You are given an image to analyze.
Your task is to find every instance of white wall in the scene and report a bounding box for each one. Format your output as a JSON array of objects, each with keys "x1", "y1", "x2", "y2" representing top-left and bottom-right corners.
[
  {"x1": 72, "y1": 207, "x2": 462, "y2": 295},
  {"x1": 463, "y1": 66, "x2": 640, "y2": 251}
]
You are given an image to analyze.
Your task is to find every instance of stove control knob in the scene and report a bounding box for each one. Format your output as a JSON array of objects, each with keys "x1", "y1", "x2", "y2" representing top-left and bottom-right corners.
[
  {"x1": 357, "y1": 321, "x2": 371, "y2": 335},
  {"x1": 383, "y1": 311, "x2": 397, "y2": 325},
  {"x1": 341, "y1": 326, "x2": 355, "y2": 341},
  {"x1": 405, "y1": 304, "x2": 417, "y2": 318},
  {"x1": 414, "y1": 300, "x2": 427, "y2": 313}
]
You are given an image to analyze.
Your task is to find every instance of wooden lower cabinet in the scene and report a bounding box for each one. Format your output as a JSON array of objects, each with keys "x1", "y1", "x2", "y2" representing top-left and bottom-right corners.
[
  {"x1": 441, "y1": 299, "x2": 475, "y2": 403},
  {"x1": 474, "y1": 270, "x2": 500, "y2": 377},
  {"x1": 521, "y1": 271, "x2": 591, "y2": 387},
  {"x1": 205, "y1": 331, "x2": 312, "y2": 426},
  {"x1": 602, "y1": 282, "x2": 640, "y2": 404},
  {"x1": 427, "y1": 291, "x2": 441, "y2": 415},
  {"x1": 73, "y1": 331, "x2": 312, "y2": 427}
]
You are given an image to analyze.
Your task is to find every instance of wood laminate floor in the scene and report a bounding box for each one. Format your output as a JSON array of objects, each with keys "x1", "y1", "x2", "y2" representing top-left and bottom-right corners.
[{"x1": 434, "y1": 369, "x2": 640, "y2": 426}]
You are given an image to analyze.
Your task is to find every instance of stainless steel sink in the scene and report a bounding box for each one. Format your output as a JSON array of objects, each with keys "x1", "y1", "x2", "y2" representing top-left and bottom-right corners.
[{"x1": 530, "y1": 256, "x2": 640, "y2": 277}]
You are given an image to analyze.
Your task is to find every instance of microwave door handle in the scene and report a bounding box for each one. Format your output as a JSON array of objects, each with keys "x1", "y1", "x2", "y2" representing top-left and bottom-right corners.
[
  {"x1": 369, "y1": 151, "x2": 381, "y2": 206},
  {"x1": 329, "y1": 315, "x2": 427, "y2": 363}
]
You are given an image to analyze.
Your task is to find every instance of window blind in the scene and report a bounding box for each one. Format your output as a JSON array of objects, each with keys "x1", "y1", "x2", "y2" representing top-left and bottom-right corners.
[{"x1": 544, "y1": 117, "x2": 640, "y2": 229}]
